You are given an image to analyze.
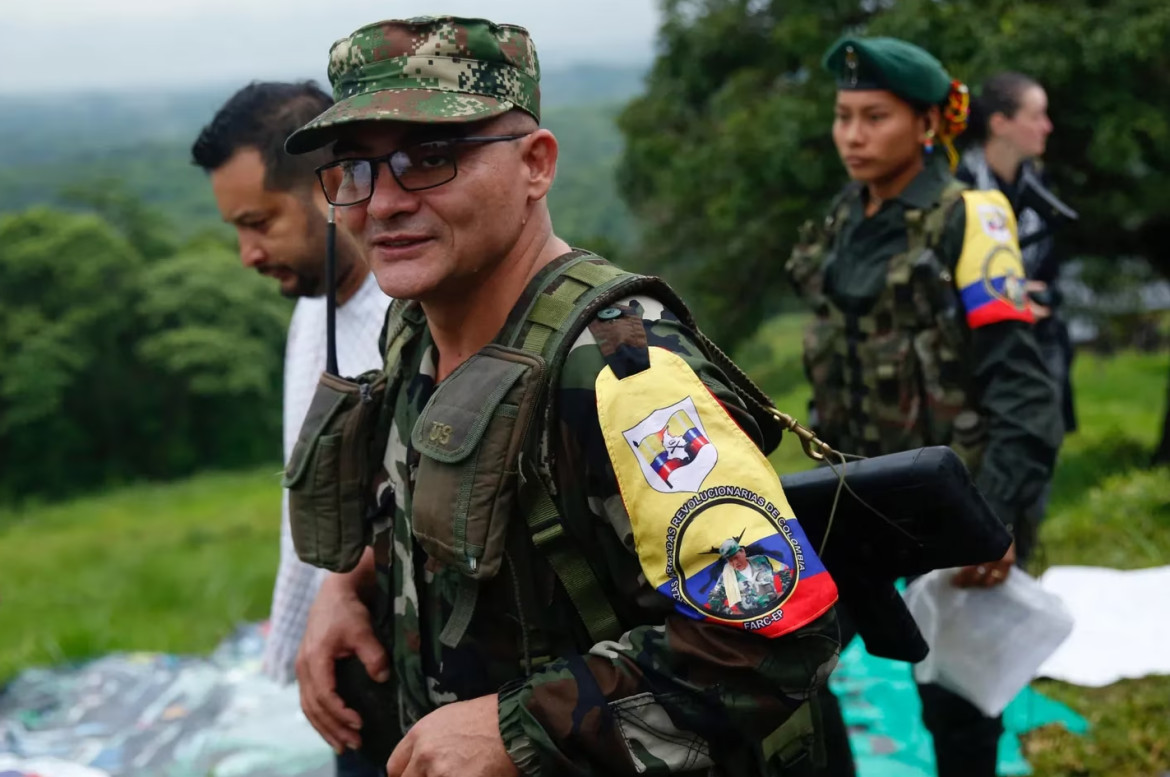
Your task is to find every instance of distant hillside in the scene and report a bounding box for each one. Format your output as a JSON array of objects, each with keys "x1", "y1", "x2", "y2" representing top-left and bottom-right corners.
[
  {"x1": 0, "y1": 63, "x2": 642, "y2": 246},
  {"x1": 0, "y1": 64, "x2": 644, "y2": 166}
]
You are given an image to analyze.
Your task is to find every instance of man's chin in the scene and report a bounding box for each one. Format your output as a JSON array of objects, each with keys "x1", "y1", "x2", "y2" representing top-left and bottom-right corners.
[{"x1": 278, "y1": 278, "x2": 324, "y2": 299}]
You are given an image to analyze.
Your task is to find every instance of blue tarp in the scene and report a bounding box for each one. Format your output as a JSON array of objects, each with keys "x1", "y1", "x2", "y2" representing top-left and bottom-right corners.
[
  {"x1": 831, "y1": 639, "x2": 1089, "y2": 776},
  {"x1": 0, "y1": 625, "x2": 1088, "y2": 777}
]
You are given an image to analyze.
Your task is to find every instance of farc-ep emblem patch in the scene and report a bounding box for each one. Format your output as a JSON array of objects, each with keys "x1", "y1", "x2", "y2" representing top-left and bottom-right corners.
[{"x1": 597, "y1": 347, "x2": 838, "y2": 638}]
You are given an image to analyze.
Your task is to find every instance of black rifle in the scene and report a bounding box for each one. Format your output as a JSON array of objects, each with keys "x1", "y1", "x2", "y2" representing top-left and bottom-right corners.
[{"x1": 780, "y1": 446, "x2": 1011, "y2": 662}]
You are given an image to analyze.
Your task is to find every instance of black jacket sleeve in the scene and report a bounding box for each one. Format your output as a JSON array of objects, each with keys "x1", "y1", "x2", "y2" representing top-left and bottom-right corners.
[{"x1": 937, "y1": 204, "x2": 1063, "y2": 531}]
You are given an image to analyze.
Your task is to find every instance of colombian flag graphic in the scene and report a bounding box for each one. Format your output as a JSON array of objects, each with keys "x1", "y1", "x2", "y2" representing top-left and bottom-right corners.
[
  {"x1": 956, "y1": 193, "x2": 1035, "y2": 329},
  {"x1": 634, "y1": 409, "x2": 711, "y2": 486}
]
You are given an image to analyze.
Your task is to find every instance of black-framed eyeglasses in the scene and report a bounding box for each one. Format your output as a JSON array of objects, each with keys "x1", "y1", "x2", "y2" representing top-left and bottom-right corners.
[{"x1": 315, "y1": 133, "x2": 532, "y2": 205}]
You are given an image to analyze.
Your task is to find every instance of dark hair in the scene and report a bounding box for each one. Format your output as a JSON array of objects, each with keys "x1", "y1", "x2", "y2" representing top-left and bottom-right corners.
[
  {"x1": 966, "y1": 71, "x2": 1041, "y2": 144},
  {"x1": 191, "y1": 81, "x2": 333, "y2": 191}
]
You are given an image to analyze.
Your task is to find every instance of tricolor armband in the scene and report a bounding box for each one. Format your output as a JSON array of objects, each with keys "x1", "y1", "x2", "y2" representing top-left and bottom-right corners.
[
  {"x1": 596, "y1": 347, "x2": 837, "y2": 638},
  {"x1": 955, "y1": 190, "x2": 1034, "y2": 329}
]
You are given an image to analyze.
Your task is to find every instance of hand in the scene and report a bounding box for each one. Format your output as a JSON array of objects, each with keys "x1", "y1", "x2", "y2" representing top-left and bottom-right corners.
[
  {"x1": 1025, "y1": 280, "x2": 1052, "y2": 320},
  {"x1": 386, "y1": 694, "x2": 520, "y2": 777},
  {"x1": 952, "y1": 541, "x2": 1016, "y2": 588},
  {"x1": 296, "y1": 577, "x2": 389, "y2": 754}
]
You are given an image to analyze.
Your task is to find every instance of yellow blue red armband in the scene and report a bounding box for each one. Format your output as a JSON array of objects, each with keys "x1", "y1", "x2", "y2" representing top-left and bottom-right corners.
[
  {"x1": 955, "y1": 190, "x2": 1034, "y2": 329},
  {"x1": 596, "y1": 347, "x2": 837, "y2": 637}
]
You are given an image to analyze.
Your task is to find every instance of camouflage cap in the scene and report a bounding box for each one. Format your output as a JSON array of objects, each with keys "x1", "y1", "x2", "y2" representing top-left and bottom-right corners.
[{"x1": 286, "y1": 16, "x2": 540, "y2": 154}]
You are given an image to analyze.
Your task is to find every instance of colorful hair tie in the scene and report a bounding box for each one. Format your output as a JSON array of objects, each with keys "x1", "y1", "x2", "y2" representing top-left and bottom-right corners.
[{"x1": 940, "y1": 80, "x2": 970, "y2": 170}]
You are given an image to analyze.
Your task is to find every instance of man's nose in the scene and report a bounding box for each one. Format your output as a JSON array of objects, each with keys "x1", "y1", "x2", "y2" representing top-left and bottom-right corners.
[
  {"x1": 843, "y1": 120, "x2": 863, "y2": 145},
  {"x1": 366, "y1": 160, "x2": 422, "y2": 221},
  {"x1": 238, "y1": 235, "x2": 265, "y2": 268}
]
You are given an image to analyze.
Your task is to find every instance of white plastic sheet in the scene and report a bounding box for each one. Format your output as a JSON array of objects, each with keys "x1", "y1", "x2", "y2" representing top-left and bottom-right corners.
[
  {"x1": 0, "y1": 755, "x2": 110, "y2": 777},
  {"x1": 1037, "y1": 565, "x2": 1170, "y2": 687},
  {"x1": 905, "y1": 567, "x2": 1074, "y2": 717}
]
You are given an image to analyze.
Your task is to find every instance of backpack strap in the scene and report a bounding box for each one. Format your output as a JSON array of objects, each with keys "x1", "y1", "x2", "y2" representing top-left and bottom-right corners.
[
  {"x1": 508, "y1": 253, "x2": 796, "y2": 647},
  {"x1": 510, "y1": 254, "x2": 636, "y2": 646}
]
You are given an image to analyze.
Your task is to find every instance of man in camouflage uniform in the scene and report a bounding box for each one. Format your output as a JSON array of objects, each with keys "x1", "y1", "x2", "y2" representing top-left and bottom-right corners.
[
  {"x1": 286, "y1": 16, "x2": 840, "y2": 777},
  {"x1": 706, "y1": 538, "x2": 795, "y2": 618}
]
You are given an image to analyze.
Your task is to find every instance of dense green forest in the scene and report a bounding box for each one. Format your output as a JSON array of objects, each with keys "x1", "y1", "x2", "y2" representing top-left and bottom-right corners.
[{"x1": 0, "y1": 66, "x2": 642, "y2": 502}]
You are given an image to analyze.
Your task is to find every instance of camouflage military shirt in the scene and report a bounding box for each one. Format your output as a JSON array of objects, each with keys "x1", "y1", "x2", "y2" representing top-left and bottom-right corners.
[
  {"x1": 367, "y1": 258, "x2": 840, "y2": 775},
  {"x1": 799, "y1": 160, "x2": 1062, "y2": 541}
]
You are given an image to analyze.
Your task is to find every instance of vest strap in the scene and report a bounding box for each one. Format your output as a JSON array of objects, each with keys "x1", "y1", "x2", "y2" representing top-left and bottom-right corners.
[
  {"x1": 439, "y1": 574, "x2": 481, "y2": 648},
  {"x1": 524, "y1": 471, "x2": 623, "y2": 644}
]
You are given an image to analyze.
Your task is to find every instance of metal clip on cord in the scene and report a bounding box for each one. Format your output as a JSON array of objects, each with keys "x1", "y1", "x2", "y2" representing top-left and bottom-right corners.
[
  {"x1": 769, "y1": 408, "x2": 836, "y2": 462},
  {"x1": 768, "y1": 408, "x2": 850, "y2": 557}
]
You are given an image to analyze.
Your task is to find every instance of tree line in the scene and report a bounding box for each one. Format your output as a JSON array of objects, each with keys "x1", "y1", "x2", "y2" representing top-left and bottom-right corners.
[
  {"x1": 0, "y1": 187, "x2": 290, "y2": 503},
  {"x1": 616, "y1": 0, "x2": 1170, "y2": 461}
]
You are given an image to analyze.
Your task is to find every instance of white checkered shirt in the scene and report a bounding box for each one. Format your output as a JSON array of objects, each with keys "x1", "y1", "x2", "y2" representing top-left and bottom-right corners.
[{"x1": 262, "y1": 273, "x2": 391, "y2": 684}]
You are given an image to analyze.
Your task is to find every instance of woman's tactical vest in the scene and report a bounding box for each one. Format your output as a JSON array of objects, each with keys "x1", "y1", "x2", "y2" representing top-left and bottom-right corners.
[{"x1": 785, "y1": 182, "x2": 987, "y2": 468}]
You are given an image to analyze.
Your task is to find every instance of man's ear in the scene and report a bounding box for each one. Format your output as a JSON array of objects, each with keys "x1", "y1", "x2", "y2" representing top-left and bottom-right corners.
[{"x1": 521, "y1": 128, "x2": 558, "y2": 202}]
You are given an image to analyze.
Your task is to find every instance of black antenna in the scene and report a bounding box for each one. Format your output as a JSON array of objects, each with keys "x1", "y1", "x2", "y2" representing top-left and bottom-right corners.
[{"x1": 325, "y1": 204, "x2": 339, "y2": 376}]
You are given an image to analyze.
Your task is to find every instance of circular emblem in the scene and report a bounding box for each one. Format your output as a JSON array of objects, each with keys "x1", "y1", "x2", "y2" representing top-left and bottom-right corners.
[
  {"x1": 982, "y1": 244, "x2": 1027, "y2": 310},
  {"x1": 671, "y1": 491, "x2": 799, "y2": 624}
]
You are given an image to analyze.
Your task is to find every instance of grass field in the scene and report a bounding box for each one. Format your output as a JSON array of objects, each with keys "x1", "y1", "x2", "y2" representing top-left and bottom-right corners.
[
  {"x1": 1, "y1": 314, "x2": 1167, "y2": 774},
  {"x1": 0, "y1": 468, "x2": 280, "y2": 684}
]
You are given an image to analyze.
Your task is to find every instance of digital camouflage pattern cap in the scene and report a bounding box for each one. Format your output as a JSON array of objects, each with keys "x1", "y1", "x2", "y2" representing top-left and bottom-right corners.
[
  {"x1": 286, "y1": 16, "x2": 540, "y2": 154},
  {"x1": 822, "y1": 36, "x2": 953, "y2": 106}
]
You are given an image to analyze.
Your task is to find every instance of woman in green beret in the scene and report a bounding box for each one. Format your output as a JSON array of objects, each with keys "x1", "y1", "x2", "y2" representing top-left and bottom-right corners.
[{"x1": 786, "y1": 37, "x2": 1062, "y2": 777}]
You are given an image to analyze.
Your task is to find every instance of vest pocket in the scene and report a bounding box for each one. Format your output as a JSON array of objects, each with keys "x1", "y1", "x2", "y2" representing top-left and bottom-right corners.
[
  {"x1": 410, "y1": 345, "x2": 546, "y2": 580},
  {"x1": 861, "y1": 330, "x2": 918, "y2": 441},
  {"x1": 913, "y1": 328, "x2": 968, "y2": 441},
  {"x1": 802, "y1": 316, "x2": 848, "y2": 437},
  {"x1": 282, "y1": 370, "x2": 387, "y2": 573}
]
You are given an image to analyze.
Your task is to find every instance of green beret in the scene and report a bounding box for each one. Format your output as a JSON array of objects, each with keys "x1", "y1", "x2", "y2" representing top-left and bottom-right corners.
[{"x1": 822, "y1": 36, "x2": 953, "y2": 106}]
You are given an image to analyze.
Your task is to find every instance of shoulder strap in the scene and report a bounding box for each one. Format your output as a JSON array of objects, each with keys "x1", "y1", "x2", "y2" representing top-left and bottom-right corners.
[
  {"x1": 508, "y1": 255, "x2": 793, "y2": 647},
  {"x1": 509, "y1": 254, "x2": 636, "y2": 646},
  {"x1": 921, "y1": 179, "x2": 968, "y2": 246},
  {"x1": 368, "y1": 298, "x2": 427, "y2": 489},
  {"x1": 381, "y1": 298, "x2": 424, "y2": 371}
]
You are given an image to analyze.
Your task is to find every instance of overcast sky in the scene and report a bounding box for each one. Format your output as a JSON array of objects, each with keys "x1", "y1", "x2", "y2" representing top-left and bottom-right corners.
[{"x1": 0, "y1": 0, "x2": 661, "y2": 94}]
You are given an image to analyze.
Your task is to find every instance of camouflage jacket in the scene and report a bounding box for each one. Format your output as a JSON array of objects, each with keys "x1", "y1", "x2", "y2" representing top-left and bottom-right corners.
[{"x1": 367, "y1": 254, "x2": 840, "y2": 776}]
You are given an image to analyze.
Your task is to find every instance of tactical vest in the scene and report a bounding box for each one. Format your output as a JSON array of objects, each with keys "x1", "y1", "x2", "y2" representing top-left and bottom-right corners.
[
  {"x1": 283, "y1": 251, "x2": 822, "y2": 768},
  {"x1": 374, "y1": 251, "x2": 792, "y2": 644},
  {"x1": 785, "y1": 182, "x2": 987, "y2": 467}
]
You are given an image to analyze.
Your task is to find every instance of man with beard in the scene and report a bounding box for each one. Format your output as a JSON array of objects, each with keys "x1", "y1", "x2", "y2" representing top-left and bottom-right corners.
[{"x1": 192, "y1": 80, "x2": 391, "y2": 777}]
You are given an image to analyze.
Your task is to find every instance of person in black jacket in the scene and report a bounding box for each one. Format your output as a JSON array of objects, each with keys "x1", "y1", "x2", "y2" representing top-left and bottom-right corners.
[{"x1": 958, "y1": 72, "x2": 1076, "y2": 552}]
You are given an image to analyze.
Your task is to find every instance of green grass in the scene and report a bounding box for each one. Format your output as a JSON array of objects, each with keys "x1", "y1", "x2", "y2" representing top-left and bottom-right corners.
[
  {"x1": 0, "y1": 467, "x2": 281, "y2": 685},
  {"x1": 1017, "y1": 354, "x2": 1170, "y2": 777},
  {"x1": 738, "y1": 313, "x2": 1170, "y2": 776}
]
